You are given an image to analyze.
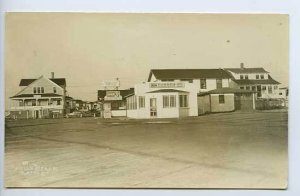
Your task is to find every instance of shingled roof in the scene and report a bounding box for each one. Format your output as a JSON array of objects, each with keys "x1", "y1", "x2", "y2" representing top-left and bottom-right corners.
[
  {"x1": 232, "y1": 75, "x2": 280, "y2": 85},
  {"x1": 19, "y1": 78, "x2": 66, "y2": 86},
  {"x1": 225, "y1": 67, "x2": 269, "y2": 74},
  {"x1": 198, "y1": 88, "x2": 256, "y2": 96},
  {"x1": 148, "y1": 69, "x2": 233, "y2": 82}
]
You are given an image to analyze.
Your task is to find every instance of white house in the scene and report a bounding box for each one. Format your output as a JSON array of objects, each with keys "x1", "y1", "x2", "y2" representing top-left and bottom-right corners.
[
  {"x1": 10, "y1": 72, "x2": 67, "y2": 119},
  {"x1": 225, "y1": 63, "x2": 281, "y2": 99},
  {"x1": 148, "y1": 69, "x2": 233, "y2": 92}
]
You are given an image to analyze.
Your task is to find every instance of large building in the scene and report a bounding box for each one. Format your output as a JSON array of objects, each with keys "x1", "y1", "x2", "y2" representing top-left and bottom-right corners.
[
  {"x1": 225, "y1": 63, "x2": 281, "y2": 99},
  {"x1": 125, "y1": 69, "x2": 235, "y2": 119},
  {"x1": 148, "y1": 69, "x2": 233, "y2": 92},
  {"x1": 9, "y1": 72, "x2": 68, "y2": 119}
]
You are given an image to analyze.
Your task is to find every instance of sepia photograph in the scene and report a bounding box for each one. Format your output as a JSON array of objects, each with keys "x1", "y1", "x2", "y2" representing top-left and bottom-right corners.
[{"x1": 4, "y1": 13, "x2": 288, "y2": 189}]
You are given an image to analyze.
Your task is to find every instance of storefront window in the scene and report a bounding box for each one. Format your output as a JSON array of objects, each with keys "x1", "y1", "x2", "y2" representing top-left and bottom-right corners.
[
  {"x1": 179, "y1": 95, "x2": 188, "y2": 107},
  {"x1": 170, "y1": 95, "x2": 176, "y2": 107},
  {"x1": 163, "y1": 96, "x2": 170, "y2": 108},
  {"x1": 139, "y1": 96, "x2": 145, "y2": 108}
]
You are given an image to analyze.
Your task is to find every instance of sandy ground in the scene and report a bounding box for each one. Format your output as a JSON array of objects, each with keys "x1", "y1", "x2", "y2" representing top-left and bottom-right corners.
[{"x1": 4, "y1": 111, "x2": 288, "y2": 189}]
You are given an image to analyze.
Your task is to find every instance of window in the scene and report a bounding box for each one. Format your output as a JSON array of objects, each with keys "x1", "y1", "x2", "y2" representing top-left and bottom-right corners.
[
  {"x1": 246, "y1": 86, "x2": 250, "y2": 90},
  {"x1": 251, "y1": 86, "x2": 256, "y2": 91},
  {"x1": 138, "y1": 96, "x2": 145, "y2": 108},
  {"x1": 163, "y1": 96, "x2": 170, "y2": 108},
  {"x1": 240, "y1": 86, "x2": 244, "y2": 90},
  {"x1": 37, "y1": 87, "x2": 41, "y2": 93},
  {"x1": 216, "y1": 79, "x2": 222, "y2": 89},
  {"x1": 274, "y1": 86, "x2": 278, "y2": 90},
  {"x1": 127, "y1": 96, "x2": 137, "y2": 110},
  {"x1": 219, "y1": 95, "x2": 225, "y2": 104},
  {"x1": 163, "y1": 95, "x2": 176, "y2": 108},
  {"x1": 33, "y1": 87, "x2": 37, "y2": 94},
  {"x1": 245, "y1": 75, "x2": 249, "y2": 80},
  {"x1": 170, "y1": 95, "x2": 176, "y2": 107},
  {"x1": 53, "y1": 87, "x2": 57, "y2": 93},
  {"x1": 32, "y1": 100, "x2": 36, "y2": 106},
  {"x1": 260, "y1": 74, "x2": 264, "y2": 79},
  {"x1": 240, "y1": 75, "x2": 244, "y2": 80},
  {"x1": 256, "y1": 75, "x2": 259, "y2": 79},
  {"x1": 57, "y1": 100, "x2": 61, "y2": 105},
  {"x1": 200, "y1": 79, "x2": 207, "y2": 89},
  {"x1": 179, "y1": 95, "x2": 188, "y2": 107},
  {"x1": 41, "y1": 87, "x2": 44, "y2": 93},
  {"x1": 268, "y1": 86, "x2": 272, "y2": 94},
  {"x1": 262, "y1": 86, "x2": 266, "y2": 91},
  {"x1": 279, "y1": 93, "x2": 283, "y2": 95}
]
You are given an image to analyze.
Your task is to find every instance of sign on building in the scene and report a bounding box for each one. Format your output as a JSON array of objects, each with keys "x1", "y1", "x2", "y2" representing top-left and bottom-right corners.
[
  {"x1": 104, "y1": 90, "x2": 122, "y2": 101},
  {"x1": 149, "y1": 82, "x2": 185, "y2": 88}
]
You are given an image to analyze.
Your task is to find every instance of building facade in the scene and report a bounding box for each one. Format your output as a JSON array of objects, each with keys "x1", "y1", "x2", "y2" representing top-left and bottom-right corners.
[
  {"x1": 98, "y1": 88, "x2": 134, "y2": 118},
  {"x1": 225, "y1": 63, "x2": 281, "y2": 99},
  {"x1": 125, "y1": 81, "x2": 199, "y2": 119},
  {"x1": 148, "y1": 69, "x2": 233, "y2": 93},
  {"x1": 10, "y1": 73, "x2": 67, "y2": 119}
]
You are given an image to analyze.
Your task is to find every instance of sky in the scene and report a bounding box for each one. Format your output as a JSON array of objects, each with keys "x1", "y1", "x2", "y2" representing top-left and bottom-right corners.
[{"x1": 5, "y1": 13, "x2": 289, "y2": 109}]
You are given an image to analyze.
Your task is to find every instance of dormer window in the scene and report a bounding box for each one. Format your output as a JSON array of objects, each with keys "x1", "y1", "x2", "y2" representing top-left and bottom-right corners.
[
  {"x1": 256, "y1": 75, "x2": 259, "y2": 79},
  {"x1": 240, "y1": 75, "x2": 244, "y2": 80},
  {"x1": 53, "y1": 87, "x2": 57, "y2": 93},
  {"x1": 260, "y1": 74, "x2": 264, "y2": 79},
  {"x1": 245, "y1": 75, "x2": 248, "y2": 80}
]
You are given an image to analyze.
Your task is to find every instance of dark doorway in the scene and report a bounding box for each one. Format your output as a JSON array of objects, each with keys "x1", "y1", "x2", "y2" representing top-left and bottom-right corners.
[{"x1": 35, "y1": 110, "x2": 39, "y2": 119}]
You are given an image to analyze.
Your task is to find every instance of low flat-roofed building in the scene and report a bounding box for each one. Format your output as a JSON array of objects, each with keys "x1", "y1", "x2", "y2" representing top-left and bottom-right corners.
[
  {"x1": 125, "y1": 81, "x2": 199, "y2": 119},
  {"x1": 197, "y1": 88, "x2": 256, "y2": 115}
]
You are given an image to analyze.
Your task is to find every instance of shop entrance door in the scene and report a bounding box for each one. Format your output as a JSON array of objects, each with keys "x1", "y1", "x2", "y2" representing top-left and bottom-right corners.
[
  {"x1": 150, "y1": 98, "x2": 157, "y2": 117},
  {"x1": 35, "y1": 110, "x2": 39, "y2": 119}
]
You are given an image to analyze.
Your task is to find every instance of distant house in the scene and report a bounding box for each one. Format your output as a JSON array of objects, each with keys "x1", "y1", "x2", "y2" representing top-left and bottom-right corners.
[
  {"x1": 148, "y1": 69, "x2": 233, "y2": 92},
  {"x1": 10, "y1": 72, "x2": 67, "y2": 119},
  {"x1": 225, "y1": 63, "x2": 281, "y2": 99}
]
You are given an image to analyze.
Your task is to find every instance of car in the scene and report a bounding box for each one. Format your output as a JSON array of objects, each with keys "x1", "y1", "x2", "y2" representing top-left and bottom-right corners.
[{"x1": 66, "y1": 111, "x2": 82, "y2": 118}]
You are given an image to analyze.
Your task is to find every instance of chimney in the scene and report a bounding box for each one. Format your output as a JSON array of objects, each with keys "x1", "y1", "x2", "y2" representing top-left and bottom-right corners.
[
  {"x1": 240, "y1": 63, "x2": 245, "y2": 69},
  {"x1": 51, "y1": 72, "x2": 54, "y2": 79}
]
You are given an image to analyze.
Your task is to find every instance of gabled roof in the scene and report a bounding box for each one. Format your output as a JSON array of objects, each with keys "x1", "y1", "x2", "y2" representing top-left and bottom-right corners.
[
  {"x1": 148, "y1": 69, "x2": 233, "y2": 81},
  {"x1": 225, "y1": 68, "x2": 269, "y2": 74},
  {"x1": 97, "y1": 88, "x2": 135, "y2": 99},
  {"x1": 147, "y1": 89, "x2": 188, "y2": 93},
  {"x1": 232, "y1": 75, "x2": 280, "y2": 85},
  {"x1": 198, "y1": 88, "x2": 255, "y2": 96},
  {"x1": 19, "y1": 78, "x2": 66, "y2": 86}
]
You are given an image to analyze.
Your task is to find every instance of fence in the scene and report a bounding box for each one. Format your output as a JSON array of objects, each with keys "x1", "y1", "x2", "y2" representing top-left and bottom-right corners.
[{"x1": 255, "y1": 99, "x2": 287, "y2": 110}]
